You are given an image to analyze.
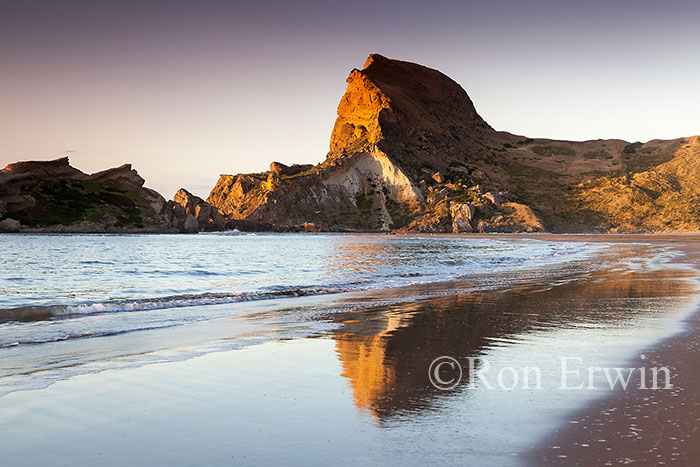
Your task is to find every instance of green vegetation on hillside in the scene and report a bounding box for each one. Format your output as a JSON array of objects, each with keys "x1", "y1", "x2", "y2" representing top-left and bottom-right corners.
[{"x1": 13, "y1": 179, "x2": 154, "y2": 227}]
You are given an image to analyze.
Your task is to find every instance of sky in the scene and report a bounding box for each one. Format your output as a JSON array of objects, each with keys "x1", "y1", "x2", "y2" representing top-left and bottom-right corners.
[{"x1": 2, "y1": 0, "x2": 700, "y2": 198}]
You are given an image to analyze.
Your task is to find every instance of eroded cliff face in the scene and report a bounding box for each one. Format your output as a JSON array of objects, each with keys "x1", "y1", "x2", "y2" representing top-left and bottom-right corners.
[
  {"x1": 207, "y1": 53, "x2": 700, "y2": 233},
  {"x1": 330, "y1": 54, "x2": 492, "y2": 159},
  {"x1": 207, "y1": 54, "x2": 519, "y2": 232},
  {"x1": 207, "y1": 149, "x2": 423, "y2": 231},
  {"x1": 0, "y1": 157, "x2": 205, "y2": 233}
]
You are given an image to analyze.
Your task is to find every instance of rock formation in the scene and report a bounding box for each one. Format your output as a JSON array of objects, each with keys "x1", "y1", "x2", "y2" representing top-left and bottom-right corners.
[
  {"x1": 0, "y1": 157, "x2": 207, "y2": 233},
  {"x1": 3, "y1": 54, "x2": 700, "y2": 234},
  {"x1": 450, "y1": 203, "x2": 475, "y2": 233},
  {"x1": 205, "y1": 54, "x2": 700, "y2": 233},
  {"x1": 171, "y1": 188, "x2": 225, "y2": 232},
  {"x1": 205, "y1": 54, "x2": 543, "y2": 232},
  {"x1": 0, "y1": 218, "x2": 20, "y2": 233}
]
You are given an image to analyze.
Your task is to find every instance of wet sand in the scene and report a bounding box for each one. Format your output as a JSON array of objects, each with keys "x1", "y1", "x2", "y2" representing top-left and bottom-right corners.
[{"x1": 504, "y1": 234, "x2": 700, "y2": 466}]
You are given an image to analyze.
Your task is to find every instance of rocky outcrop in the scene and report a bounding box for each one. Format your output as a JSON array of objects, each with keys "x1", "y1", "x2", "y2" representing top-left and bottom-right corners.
[
  {"x1": 269, "y1": 162, "x2": 314, "y2": 177},
  {"x1": 207, "y1": 148, "x2": 424, "y2": 232},
  {"x1": 205, "y1": 53, "x2": 700, "y2": 233},
  {"x1": 171, "y1": 188, "x2": 225, "y2": 232},
  {"x1": 329, "y1": 54, "x2": 492, "y2": 159},
  {"x1": 205, "y1": 54, "x2": 499, "y2": 232},
  {"x1": 450, "y1": 203, "x2": 475, "y2": 233},
  {"x1": 0, "y1": 157, "x2": 195, "y2": 233},
  {"x1": 0, "y1": 157, "x2": 84, "y2": 190},
  {"x1": 86, "y1": 164, "x2": 145, "y2": 189},
  {"x1": 0, "y1": 218, "x2": 21, "y2": 232}
]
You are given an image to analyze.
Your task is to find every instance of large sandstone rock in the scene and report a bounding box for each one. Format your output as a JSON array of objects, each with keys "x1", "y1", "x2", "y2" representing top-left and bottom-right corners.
[
  {"x1": 0, "y1": 218, "x2": 21, "y2": 232},
  {"x1": 172, "y1": 188, "x2": 224, "y2": 231},
  {"x1": 205, "y1": 53, "x2": 495, "y2": 232},
  {"x1": 329, "y1": 54, "x2": 492, "y2": 157},
  {"x1": 450, "y1": 203, "x2": 475, "y2": 233}
]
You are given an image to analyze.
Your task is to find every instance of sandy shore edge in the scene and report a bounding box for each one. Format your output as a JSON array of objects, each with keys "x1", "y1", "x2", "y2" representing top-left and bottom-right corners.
[{"x1": 482, "y1": 234, "x2": 700, "y2": 465}]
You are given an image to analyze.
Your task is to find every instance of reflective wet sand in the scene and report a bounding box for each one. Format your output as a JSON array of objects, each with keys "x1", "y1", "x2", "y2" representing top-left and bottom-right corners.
[
  {"x1": 524, "y1": 235, "x2": 700, "y2": 465},
  {"x1": 333, "y1": 260, "x2": 698, "y2": 425}
]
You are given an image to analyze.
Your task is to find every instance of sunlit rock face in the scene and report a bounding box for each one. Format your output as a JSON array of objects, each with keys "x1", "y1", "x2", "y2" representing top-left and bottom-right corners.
[
  {"x1": 330, "y1": 54, "x2": 492, "y2": 158},
  {"x1": 206, "y1": 54, "x2": 700, "y2": 233},
  {"x1": 206, "y1": 54, "x2": 497, "y2": 232},
  {"x1": 172, "y1": 188, "x2": 225, "y2": 232}
]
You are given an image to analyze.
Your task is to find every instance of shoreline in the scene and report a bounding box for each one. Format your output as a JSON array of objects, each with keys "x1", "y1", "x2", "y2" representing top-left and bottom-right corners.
[
  {"x1": 0, "y1": 237, "x2": 607, "y2": 397},
  {"x1": 516, "y1": 234, "x2": 700, "y2": 465}
]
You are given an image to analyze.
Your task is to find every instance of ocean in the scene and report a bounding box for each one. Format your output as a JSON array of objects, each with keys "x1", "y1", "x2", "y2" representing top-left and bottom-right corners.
[{"x1": 0, "y1": 232, "x2": 599, "y2": 346}]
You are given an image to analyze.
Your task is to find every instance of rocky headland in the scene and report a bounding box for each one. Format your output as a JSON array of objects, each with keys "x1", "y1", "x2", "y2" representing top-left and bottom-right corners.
[
  {"x1": 204, "y1": 54, "x2": 700, "y2": 234},
  {"x1": 0, "y1": 157, "x2": 221, "y2": 233},
  {"x1": 2, "y1": 53, "x2": 700, "y2": 233}
]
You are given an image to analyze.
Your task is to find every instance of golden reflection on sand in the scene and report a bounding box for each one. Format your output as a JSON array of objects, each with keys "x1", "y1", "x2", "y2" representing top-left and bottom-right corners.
[
  {"x1": 335, "y1": 305, "x2": 420, "y2": 421},
  {"x1": 332, "y1": 246, "x2": 697, "y2": 422}
]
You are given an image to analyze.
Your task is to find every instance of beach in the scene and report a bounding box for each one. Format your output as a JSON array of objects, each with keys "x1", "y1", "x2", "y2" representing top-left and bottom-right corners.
[
  {"x1": 1, "y1": 233, "x2": 699, "y2": 465},
  {"x1": 524, "y1": 234, "x2": 700, "y2": 465}
]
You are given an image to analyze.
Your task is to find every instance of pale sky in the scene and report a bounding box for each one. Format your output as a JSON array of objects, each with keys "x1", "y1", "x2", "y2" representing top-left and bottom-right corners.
[{"x1": 2, "y1": 0, "x2": 699, "y2": 198}]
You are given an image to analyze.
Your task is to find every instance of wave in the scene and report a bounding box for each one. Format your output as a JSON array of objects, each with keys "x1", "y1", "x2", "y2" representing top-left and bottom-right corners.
[
  {"x1": 0, "y1": 287, "x2": 351, "y2": 324},
  {"x1": 0, "y1": 325, "x2": 182, "y2": 348},
  {"x1": 0, "y1": 240, "x2": 605, "y2": 325}
]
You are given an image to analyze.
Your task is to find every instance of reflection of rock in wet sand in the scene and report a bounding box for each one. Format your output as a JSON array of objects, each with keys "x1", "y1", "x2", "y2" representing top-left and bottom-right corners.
[
  {"x1": 335, "y1": 307, "x2": 416, "y2": 421},
  {"x1": 333, "y1": 247, "x2": 696, "y2": 423}
]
